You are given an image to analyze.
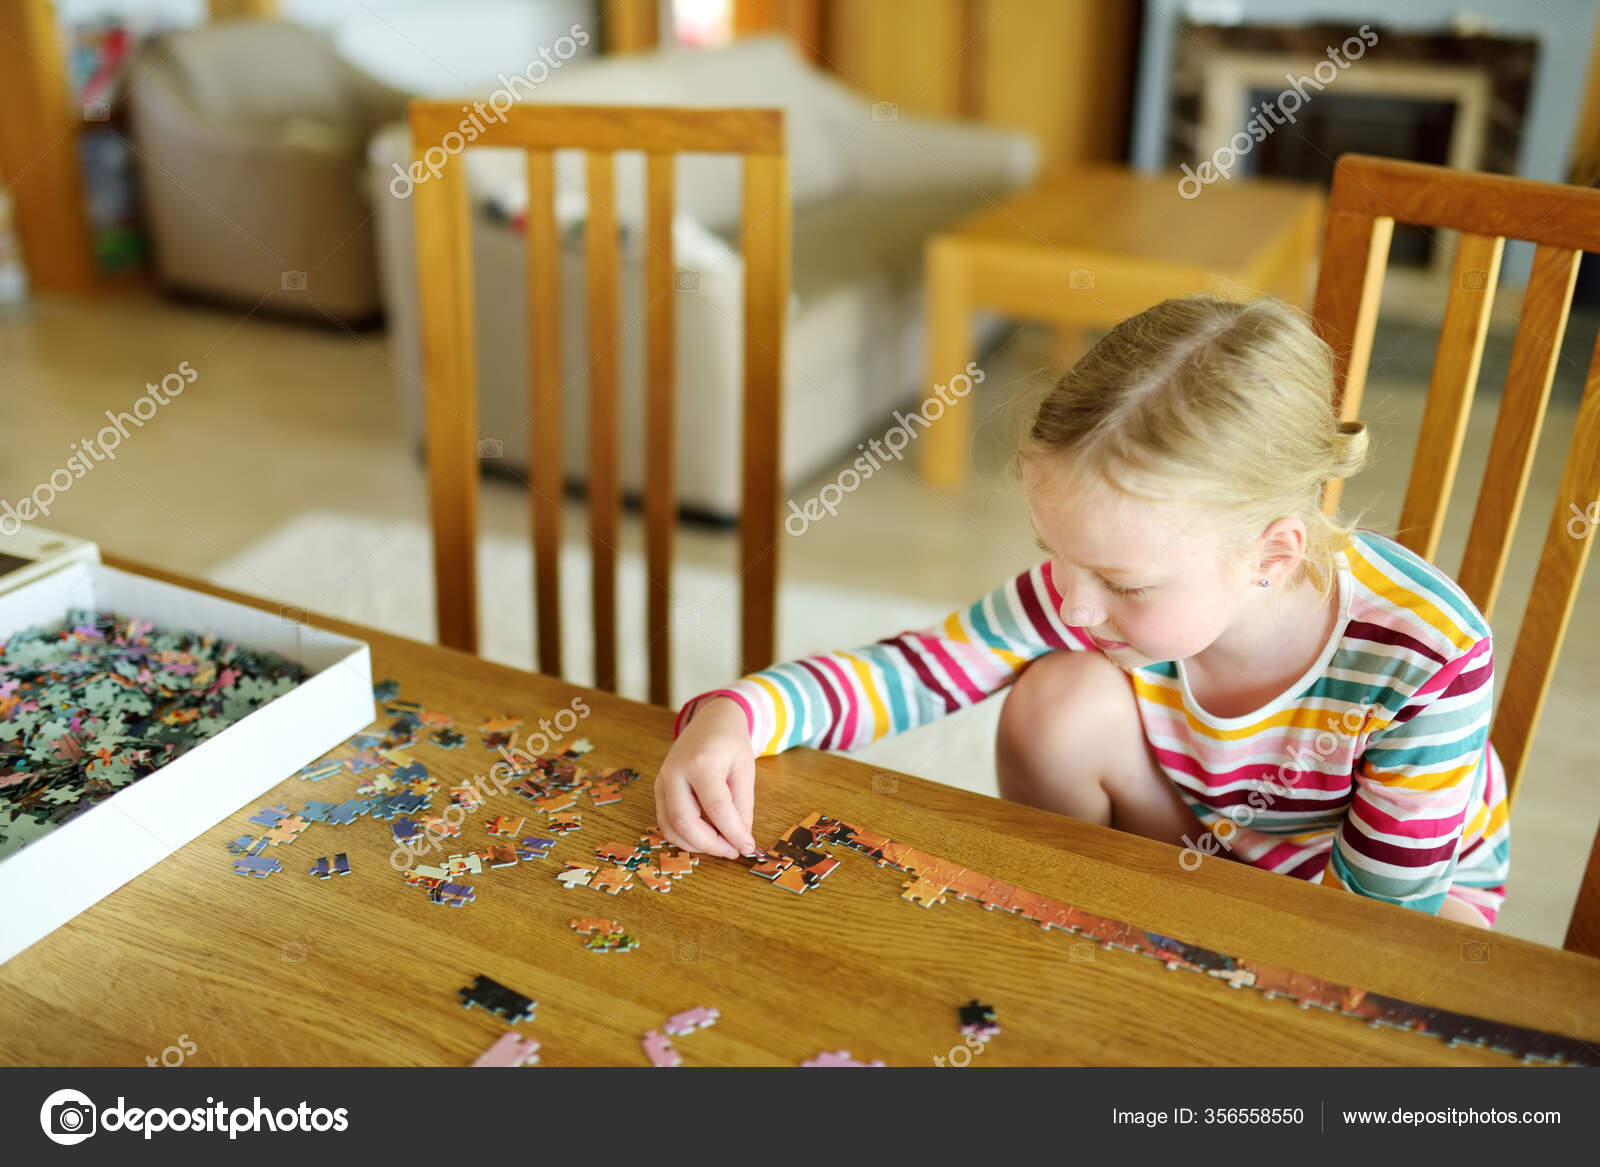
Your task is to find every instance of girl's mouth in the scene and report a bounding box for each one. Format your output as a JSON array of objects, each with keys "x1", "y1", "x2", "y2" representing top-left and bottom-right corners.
[{"x1": 1092, "y1": 635, "x2": 1130, "y2": 651}]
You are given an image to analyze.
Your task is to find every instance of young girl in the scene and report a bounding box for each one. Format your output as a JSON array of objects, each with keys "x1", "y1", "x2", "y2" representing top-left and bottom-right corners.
[{"x1": 656, "y1": 293, "x2": 1509, "y2": 928}]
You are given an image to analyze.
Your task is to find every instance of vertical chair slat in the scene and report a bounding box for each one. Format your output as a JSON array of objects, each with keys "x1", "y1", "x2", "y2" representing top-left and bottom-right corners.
[
  {"x1": 644, "y1": 152, "x2": 677, "y2": 707},
  {"x1": 585, "y1": 150, "x2": 621, "y2": 692},
  {"x1": 739, "y1": 151, "x2": 787, "y2": 677},
  {"x1": 1395, "y1": 232, "x2": 1504, "y2": 561},
  {"x1": 1312, "y1": 208, "x2": 1394, "y2": 517},
  {"x1": 1457, "y1": 243, "x2": 1582, "y2": 619},
  {"x1": 414, "y1": 137, "x2": 481, "y2": 653},
  {"x1": 1494, "y1": 329, "x2": 1600, "y2": 810},
  {"x1": 527, "y1": 149, "x2": 564, "y2": 679}
]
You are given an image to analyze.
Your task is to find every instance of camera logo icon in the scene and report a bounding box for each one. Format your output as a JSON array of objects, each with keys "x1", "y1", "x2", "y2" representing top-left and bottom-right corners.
[
  {"x1": 40, "y1": 1088, "x2": 96, "y2": 1145},
  {"x1": 281, "y1": 270, "x2": 308, "y2": 291},
  {"x1": 674, "y1": 270, "x2": 699, "y2": 290}
]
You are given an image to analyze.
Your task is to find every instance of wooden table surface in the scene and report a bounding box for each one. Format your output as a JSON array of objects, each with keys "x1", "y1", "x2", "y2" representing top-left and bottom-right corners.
[{"x1": 3, "y1": 559, "x2": 1598, "y2": 1068}]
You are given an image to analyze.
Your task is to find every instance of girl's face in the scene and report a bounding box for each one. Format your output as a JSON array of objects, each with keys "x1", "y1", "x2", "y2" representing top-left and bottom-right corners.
[{"x1": 1026, "y1": 479, "x2": 1248, "y2": 669}]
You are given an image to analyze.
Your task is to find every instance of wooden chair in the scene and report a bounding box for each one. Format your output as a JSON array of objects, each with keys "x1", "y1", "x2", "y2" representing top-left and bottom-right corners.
[
  {"x1": 408, "y1": 103, "x2": 788, "y2": 707},
  {"x1": 1310, "y1": 154, "x2": 1600, "y2": 956}
]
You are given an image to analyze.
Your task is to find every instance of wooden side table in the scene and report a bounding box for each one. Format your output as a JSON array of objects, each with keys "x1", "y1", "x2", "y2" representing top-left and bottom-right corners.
[{"x1": 922, "y1": 167, "x2": 1326, "y2": 487}]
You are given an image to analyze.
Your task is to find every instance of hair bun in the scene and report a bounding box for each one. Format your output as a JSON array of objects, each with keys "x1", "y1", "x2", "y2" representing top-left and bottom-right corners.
[{"x1": 1330, "y1": 420, "x2": 1369, "y2": 480}]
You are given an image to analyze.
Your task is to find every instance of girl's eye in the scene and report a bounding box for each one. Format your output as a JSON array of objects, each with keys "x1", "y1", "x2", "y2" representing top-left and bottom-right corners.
[{"x1": 1103, "y1": 580, "x2": 1145, "y2": 598}]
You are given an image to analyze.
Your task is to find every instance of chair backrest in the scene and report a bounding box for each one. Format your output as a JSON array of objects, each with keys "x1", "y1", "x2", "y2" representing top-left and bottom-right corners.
[
  {"x1": 408, "y1": 102, "x2": 787, "y2": 706},
  {"x1": 1309, "y1": 154, "x2": 1600, "y2": 954}
]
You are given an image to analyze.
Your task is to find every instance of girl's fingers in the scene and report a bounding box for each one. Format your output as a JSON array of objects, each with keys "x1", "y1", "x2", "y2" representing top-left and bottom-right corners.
[
  {"x1": 663, "y1": 774, "x2": 739, "y2": 858},
  {"x1": 729, "y1": 756, "x2": 756, "y2": 851},
  {"x1": 690, "y1": 778, "x2": 748, "y2": 859}
]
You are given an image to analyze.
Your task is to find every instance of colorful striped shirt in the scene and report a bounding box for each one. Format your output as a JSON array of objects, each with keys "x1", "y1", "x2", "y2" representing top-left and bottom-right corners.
[{"x1": 674, "y1": 528, "x2": 1510, "y2": 923}]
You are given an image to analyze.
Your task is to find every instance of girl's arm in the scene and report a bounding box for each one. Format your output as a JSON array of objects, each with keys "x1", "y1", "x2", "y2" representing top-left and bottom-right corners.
[
  {"x1": 1326, "y1": 636, "x2": 1495, "y2": 914},
  {"x1": 674, "y1": 558, "x2": 1094, "y2": 757}
]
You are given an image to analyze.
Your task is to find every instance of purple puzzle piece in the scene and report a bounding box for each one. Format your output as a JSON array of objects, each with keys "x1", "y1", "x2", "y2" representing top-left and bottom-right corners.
[{"x1": 233, "y1": 855, "x2": 282, "y2": 879}]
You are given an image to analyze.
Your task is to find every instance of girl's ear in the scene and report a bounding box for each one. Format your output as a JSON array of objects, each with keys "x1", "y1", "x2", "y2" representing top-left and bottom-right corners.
[{"x1": 1254, "y1": 517, "x2": 1308, "y2": 583}]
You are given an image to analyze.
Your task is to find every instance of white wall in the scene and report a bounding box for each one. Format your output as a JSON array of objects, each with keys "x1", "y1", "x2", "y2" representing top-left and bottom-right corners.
[{"x1": 278, "y1": 0, "x2": 600, "y2": 95}]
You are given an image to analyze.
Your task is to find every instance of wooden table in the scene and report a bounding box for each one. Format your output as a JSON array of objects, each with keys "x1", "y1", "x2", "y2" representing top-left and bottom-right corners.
[
  {"x1": 922, "y1": 166, "x2": 1326, "y2": 487},
  {"x1": 3, "y1": 558, "x2": 1597, "y2": 1067}
]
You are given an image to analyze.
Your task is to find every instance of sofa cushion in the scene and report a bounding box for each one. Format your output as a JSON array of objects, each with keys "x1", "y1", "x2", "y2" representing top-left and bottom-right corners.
[{"x1": 164, "y1": 21, "x2": 359, "y2": 128}]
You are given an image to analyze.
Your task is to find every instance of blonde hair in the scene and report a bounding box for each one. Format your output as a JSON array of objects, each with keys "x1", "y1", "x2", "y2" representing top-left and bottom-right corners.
[{"x1": 1011, "y1": 293, "x2": 1371, "y2": 602}]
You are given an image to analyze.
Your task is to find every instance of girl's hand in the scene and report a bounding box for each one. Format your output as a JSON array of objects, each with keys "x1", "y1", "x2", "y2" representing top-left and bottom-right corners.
[{"x1": 656, "y1": 697, "x2": 758, "y2": 859}]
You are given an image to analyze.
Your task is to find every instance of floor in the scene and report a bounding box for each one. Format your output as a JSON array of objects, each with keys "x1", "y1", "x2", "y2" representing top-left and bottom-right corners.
[{"x1": 3, "y1": 289, "x2": 1599, "y2": 949}]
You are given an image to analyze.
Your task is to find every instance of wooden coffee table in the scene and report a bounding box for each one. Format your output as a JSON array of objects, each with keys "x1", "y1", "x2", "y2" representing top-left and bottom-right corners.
[{"x1": 922, "y1": 167, "x2": 1326, "y2": 487}]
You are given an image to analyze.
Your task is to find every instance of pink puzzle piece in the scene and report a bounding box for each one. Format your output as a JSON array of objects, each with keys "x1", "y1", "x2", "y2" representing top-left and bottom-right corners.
[
  {"x1": 642, "y1": 1030, "x2": 681, "y2": 1067},
  {"x1": 663, "y1": 1006, "x2": 719, "y2": 1037},
  {"x1": 802, "y1": 1050, "x2": 885, "y2": 1067},
  {"x1": 471, "y1": 1031, "x2": 540, "y2": 1067}
]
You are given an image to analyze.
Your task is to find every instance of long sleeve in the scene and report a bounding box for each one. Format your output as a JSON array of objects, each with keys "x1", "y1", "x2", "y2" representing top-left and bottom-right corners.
[
  {"x1": 1326, "y1": 635, "x2": 1494, "y2": 914},
  {"x1": 673, "y1": 559, "x2": 1094, "y2": 757}
]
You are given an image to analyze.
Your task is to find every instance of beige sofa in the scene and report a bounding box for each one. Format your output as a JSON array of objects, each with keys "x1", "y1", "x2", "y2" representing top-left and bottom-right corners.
[
  {"x1": 370, "y1": 35, "x2": 1039, "y2": 520},
  {"x1": 127, "y1": 20, "x2": 408, "y2": 323}
]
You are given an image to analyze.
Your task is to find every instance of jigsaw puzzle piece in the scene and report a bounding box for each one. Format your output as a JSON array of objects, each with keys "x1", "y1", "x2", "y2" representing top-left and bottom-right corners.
[
  {"x1": 635, "y1": 866, "x2": 673, "y2": 893},
  {"x1": 232, "y1": 855, "x2": 282, "y2": 878},
  {"x1": 802, "y1": 1050, "x2": 885, "y2": 1067},
  {"x1": 663, "y1": 1007, "x2": 719, "y2": 1036},
  {"x1": 458, "y1": 975, "x2": 535, "y2": 1023},
  {"x1": 515, "y1": 836, "x2": 554, "y2": 861},
  {"x1": 556, "y1": 864, "x2": 597, "y2": 889},
  {"x1": 641, "y1": 1030, "x2": 680, "y2": 1067},
  {"x1": 247, "y1": 803, "x2": 291, "y2": 828},
  {"x1": 471, "y1": 1031, "x2": 540, "y2": 1068},
  {"x1": 298, "y1": 759, "x2": 342, "y2": 782}
]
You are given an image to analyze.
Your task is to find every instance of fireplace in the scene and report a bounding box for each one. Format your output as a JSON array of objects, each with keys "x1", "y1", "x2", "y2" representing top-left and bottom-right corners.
[
  {"x1": 1164, "y1": 20, "x2": 1537, "y2": 309},
  {"x1": 1130, "y1": 1, "x2": 1594, "y2": 314}
]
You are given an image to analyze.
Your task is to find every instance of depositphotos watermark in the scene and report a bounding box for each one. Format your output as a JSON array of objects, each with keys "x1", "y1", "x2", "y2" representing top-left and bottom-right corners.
[
  {"x1": 1179, "y1": 705, "x2": 1372, "y2": 870},
  {"x1": 786, "y1": 361, "x2": 985, "y2": 535},
  {"x1": 389, "y1": 25, "x2": 590, "y2": 198},
  {"x1": 1178, "y1": 24, "x2": 1377, "y2": 199},
  {"x1": 39, "y1": 1088, "x2": 348, "y2": 1144},
  {"x1": 0, "y1": 360, "x2": 197, "y2": 536}
]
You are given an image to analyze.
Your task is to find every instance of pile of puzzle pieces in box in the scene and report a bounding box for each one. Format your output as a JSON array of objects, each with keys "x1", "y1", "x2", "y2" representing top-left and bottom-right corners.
[
  {"x1": 556, "y1": 826, "x2": 699, "y2": 896},
  {"x1": 1, "y1": 608, "x2": 307, "y2": 862}
]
